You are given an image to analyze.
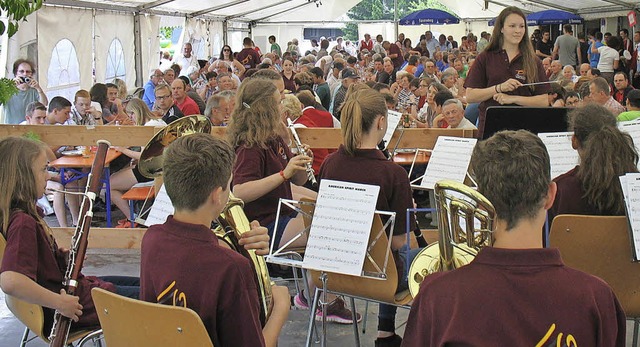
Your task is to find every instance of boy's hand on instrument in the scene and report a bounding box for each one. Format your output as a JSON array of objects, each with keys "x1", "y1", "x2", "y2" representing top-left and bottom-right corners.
[
  {"x1": 271, "y1": 285, "x2": 291, "y2": 310},
  {"x1": 238, "y1": 220, "x2": 270, "y2": 255},
  {"x1": 57, "y1": 289, "x2": 83, "y2": 322}
]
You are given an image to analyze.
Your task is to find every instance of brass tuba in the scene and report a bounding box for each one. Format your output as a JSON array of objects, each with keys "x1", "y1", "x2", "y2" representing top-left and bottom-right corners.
[
  {"x1": 138, "y1": 115, "x2": 274, "y2": 324},
  {"x1": 408, "y1": 180, "x2": 496, "y2": 297}
]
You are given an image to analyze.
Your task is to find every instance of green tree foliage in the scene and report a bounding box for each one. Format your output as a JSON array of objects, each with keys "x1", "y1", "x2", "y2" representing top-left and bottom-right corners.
[
  {"x1": 343, "y1": 0, "x2": 453, "y2": 41},
  {"x1": 0, "y1": 0, "x2": 43, "y2": 37}
]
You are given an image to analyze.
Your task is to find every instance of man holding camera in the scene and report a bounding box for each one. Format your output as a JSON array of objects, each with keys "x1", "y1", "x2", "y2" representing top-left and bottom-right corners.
[{"x1": 4, "y1": 59, "x2": 48, "y2": 124}]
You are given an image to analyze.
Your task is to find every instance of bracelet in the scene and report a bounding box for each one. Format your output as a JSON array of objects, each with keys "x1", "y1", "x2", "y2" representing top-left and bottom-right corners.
[
  {"x1": 279, "y1": 170, "x2": 289, "y2": 182},
  {"x1": 495, "y1": 84, "x2": 499, "y2": 93}
]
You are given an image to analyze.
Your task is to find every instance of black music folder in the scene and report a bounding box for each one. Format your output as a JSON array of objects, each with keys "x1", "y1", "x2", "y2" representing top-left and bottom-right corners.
[{"x1": 483, "y1": 106, "x2": 569, "y2": 140}]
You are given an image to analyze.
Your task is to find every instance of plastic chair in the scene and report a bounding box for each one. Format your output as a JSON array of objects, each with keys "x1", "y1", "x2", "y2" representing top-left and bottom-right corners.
[
  {"x1": 549, "y1": 215, "x2": 640, "y2": 346},
  {"x1": 91, "y1": 288, "x2": 213, "y2": 347},
  {"x1": 0, "y1": 234, "x2": 102, "y2": 347}
]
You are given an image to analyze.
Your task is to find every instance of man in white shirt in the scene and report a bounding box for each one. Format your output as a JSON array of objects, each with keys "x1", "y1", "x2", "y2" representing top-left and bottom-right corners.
[
  {"x1": 172, "y1": 42, "x2": 200, "y2": 76},
  {"x1": 442, "y1": 99, "x2": 476, "y2": 129}
]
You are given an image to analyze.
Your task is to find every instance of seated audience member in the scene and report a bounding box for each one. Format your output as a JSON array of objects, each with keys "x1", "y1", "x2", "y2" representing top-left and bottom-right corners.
[
  {"x1": 564, "y1": 91, "x2": 581, "y2": 108},
  {"x1": 126, "y1": 98, "x2": 166, "y2": 127},
  {"x1": 281, "y1": 57, "x2": 297, "y2": 93},
  {"x1": 588, "y1": 68, "x2": 602, "y2": 78},
  {"x1": 391, "y1": 72, "x2": 414, "y2": 111},
  {"x1": 549, "y1": 104, "x2": 638, "y2": 222},
  {"x1": 154, "y1": 84, "x2": 183, "y2": 124},
  {"x1": 296, "y1": 90, "x2": 339, "y2": 127},
  {"x1": 205, "y1": 91, "x2": 235, "y2": 126},
  {"x1": 22, "y1": 101, "x2": 80, "y2": 228},
  {"x1": 409, "y1": 82, "x2": 448, "y2": 128},
  {"x1": 143, "y1": 69, "x2": 164, "y2": 109},
  {"x1": 177, "y1": 76, "x2": 206, "y2": 114},
  {"x1": 309, "y1": 67, "x2": 331, "y2": 110},
  {"x1": 5, "y1": 59, "x2": 48, "y2": 124},
  {"x1": 541, "y1": 57, "x2": 552, "y2": 78},
  {"x1": 402, "y1": 130, "x2": 626, "y2": 346},
  {"x1": 618, "y1": 89, "x2": 640, "y2": 121},
  {"x1": 612, "y1": 71, "x2": 633, "y2": 106},
  {"x1": 548, "y1": 83, "x2": 567, "y2": 107},
  {"x1": 558, "y1": 65, "x2": 577, "y2": 90},
  {"x1": 330, "y1": 68, "x2": 360, "y2": 120},
  {"x1": 442, "y1": 99, "x2": 476, "y2": 129},
  {"x1": 579, "y1": 63, "x2": 591, "y2": 77},
  {"x1": 140, "y1": 133, "x2": 289, "y2": 347},
  {"x1": 431, "y1": 90, "x2": 455, "y2": 128},
  {"x1": 548, "y1": 60, "x2": 562, "y2": 81},
  {"x1": 45, "y1": 97, "x2": 72, "y2": 125},
  {"x1": 106, "y1": 83, "x2": 132, "y2": 123},
  {"x1": 377, "y1": 59, "x2": 396, "y2": 86},
  {"x1": 197, "y1": 71, "x2": 217, "y2": 101},
  {"x1": 216, "y1": 72, "x2": 236, "y2": 93},
  {"x1": 90, "y1": 83, "x2": 130, "y2": 125},
  {"x1": 70, "y1": 90, "x2": 102, "y2": 125},
  {"x1": 171, "y1": 79, "x2": 200, "y2": 116},
  {"x1": 589, "y1": 77, "x2": 626, "y2": 116},
  {"x1": 163, "y1": 67, "x2": 176, "y2": 85}
]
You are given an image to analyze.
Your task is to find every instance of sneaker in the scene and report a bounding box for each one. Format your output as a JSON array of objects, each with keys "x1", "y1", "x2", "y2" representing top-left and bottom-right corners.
[
  {"x1": 315, "y1": 297, "x2": 362, "y2": 324},
  {"x1": 115, "y1": 221, "x2": 138, "y2": 228},
  {"x1": 293, "y1": 291, "x2": 310, "y2": 310},
  {"x1": 375, "y1": 334, "x2": 402, "y2": 347}
]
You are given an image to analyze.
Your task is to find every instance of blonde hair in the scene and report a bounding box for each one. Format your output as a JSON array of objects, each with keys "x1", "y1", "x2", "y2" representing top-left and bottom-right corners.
[
  {"x1": 340, "y1": 88, "x2": 386, "y2": 156},
  {"x1": 0, "y1": 137, "x2": 47, "y2": 235},
  {"x1": 125, "y1": 98, "x2": 159, "y2": 125},
  {"x1": 227, "y1": 78, "x2": 282, "y2": 148},
  {"x1": 112, "y1": 78, "x2": 128, "y2": 100},
  {"x1": 281, "y1": 94, "x2": 303, "y2": 121}
]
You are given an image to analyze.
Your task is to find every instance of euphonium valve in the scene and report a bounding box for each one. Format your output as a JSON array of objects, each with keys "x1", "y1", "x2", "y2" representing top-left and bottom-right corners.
[{"x1": 408, "y1": 180, "x2": 495, "y2": 297}]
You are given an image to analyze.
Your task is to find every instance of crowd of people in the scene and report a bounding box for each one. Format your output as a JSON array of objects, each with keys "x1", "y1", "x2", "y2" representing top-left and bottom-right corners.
[{"x1": 0, "y1": 4, "x2": 638, "y2": 347}]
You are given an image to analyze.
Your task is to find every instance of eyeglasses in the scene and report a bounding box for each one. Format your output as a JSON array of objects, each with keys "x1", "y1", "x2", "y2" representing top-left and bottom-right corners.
[
  {"x1": 155, "y1": 95, "x2": 171, "y2": 100},
  {"x1": 223, "y1": 49, "x2": 231, "y2": 52}
]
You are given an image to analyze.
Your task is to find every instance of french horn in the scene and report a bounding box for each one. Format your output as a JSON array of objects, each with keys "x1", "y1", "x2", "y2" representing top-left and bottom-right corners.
[{"x1": 408, "y1": 180, "x2": 496, "y2": 297}]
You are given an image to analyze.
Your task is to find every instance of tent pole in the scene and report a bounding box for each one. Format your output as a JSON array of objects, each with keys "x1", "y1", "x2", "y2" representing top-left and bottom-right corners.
[
  {"x1": 134, "y1": 12, "x2": 144, "y2": 87},
  {"x1": 223, "y1": 20, "x2": 228, "y2": 46},
  {"x1": 394, "y1": 0, "x2": 398, "y2": 41}
]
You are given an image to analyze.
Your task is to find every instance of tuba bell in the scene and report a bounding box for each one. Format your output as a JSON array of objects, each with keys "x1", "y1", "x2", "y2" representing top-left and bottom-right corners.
[
  {"x1": 138, "y1": 115, "x2": 274, "y2": 324},
  {"x1": 408, "y1": 180, "x2": 496, "y2": 297}
]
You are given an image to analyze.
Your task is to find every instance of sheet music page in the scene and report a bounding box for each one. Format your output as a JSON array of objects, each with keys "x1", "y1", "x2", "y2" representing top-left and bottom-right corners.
[
  {"x1": 383, "y1": 110, "x2": 402, "y2": 150},
  {"x1": 622, "y1": 173, "x2": 640, "y2": 259},
  {"x1": 420, "y1": 136, "x2": 477, "y2": 189},
  {"x1": 302, "y1": 179, "x2": 380, "y2": 276},
  {"x1": 538, "y1": 132, "x2": 579, "y2": 179},
  {"x1": 144, "y1": 184, "x2": 174, "y2": 226},
  {"x1": 618, "y1": 120, "x2": 640, "y2": 170}
]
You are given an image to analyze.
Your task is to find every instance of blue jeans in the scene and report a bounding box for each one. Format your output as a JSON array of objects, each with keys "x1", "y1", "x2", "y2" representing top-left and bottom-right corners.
[
  {"x1": 378, "y1": 245, "x2": 422, "y2": 333},
  {"x1": 99, "y1": 276, "x2": 140, "y2": 299}
]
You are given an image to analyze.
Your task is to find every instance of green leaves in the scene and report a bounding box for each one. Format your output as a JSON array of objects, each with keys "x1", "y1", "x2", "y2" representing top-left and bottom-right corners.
[
  {"x1": 0, "y1": 77, "x2": 20, "y2": 105},
  {"x1": 0, "y1": 0, "x2": 43, "y2": 37}
]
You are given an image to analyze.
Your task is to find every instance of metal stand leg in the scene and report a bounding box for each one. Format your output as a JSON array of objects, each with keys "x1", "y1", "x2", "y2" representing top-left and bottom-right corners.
[
  {"x1": 362, "y1": 301, "x2": 369, "y2": 334},
  {"x1": 633, "y1": 318, "x2": 639, "y2": 347},
  {"x1": 19, "y1": 327, "x2": 29, "y2": 347},
  {"x1": 305, "y1": 288, "x2": 322, "y2": 347},
  {"x1": 320, "y1": 272, "x2": 328, "y2": 347},
  {"x1": 350, "y1": 297, "x2": 360, "y2": 347}
]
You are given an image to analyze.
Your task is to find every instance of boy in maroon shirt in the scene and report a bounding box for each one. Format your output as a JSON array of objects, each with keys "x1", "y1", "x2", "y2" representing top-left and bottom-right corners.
[
  {"x1": 140, "y1": 133, "x2": 290, "y2": 347},
  {"x1": 402, "y1": 130, "x2": 626, "y2": 347}
]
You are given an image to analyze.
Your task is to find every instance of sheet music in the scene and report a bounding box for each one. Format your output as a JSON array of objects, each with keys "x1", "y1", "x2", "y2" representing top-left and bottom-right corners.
[
  {"x1": 538, "y1": 132, "x2": 579, "y2": 179},
  {"x1": 383, "y1": 110, "x2": 402, "y2": 150},
  {"x1": 621, "y1": 173, "x2": 640, "y2": 259},
  {"x1": 144, "y1": 184, "x2": 174, "y2": 226},
  {"x1": 421, "y1": 136, "x2": 477, "y2": 189},
  {"x1": 618, "y1": 120, "x2": 640, "y2": 170},
  {"x1": 302, "y1": 179, "x2": 379, "y2": 276}
]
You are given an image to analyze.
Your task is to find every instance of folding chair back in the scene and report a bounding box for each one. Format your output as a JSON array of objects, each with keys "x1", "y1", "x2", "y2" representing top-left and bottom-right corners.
[
  {"x1": 549, "y1": 215, "x2": 640, "y2": 317},
  {"x1": 91, "y1": 288, "x2": 214, "y2": 347}
]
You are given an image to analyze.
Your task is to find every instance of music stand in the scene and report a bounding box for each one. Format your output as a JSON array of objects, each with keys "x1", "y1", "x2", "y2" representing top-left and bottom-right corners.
[{"x1": 483, "y1": 106, "x2": 569, "y2": 140}]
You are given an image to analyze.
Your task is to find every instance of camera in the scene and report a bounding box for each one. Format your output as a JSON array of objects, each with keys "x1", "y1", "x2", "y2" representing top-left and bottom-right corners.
[{"x1": 19, "y1": 76, "x2": 32, "y2": 84}]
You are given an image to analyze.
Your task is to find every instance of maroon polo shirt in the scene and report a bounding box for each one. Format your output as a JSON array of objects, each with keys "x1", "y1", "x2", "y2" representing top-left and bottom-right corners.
[
  {"x1": 389, "y1": 44, "x2": 404, "y2": 69},
  {"x1": 403, "y1": 247, "x2": 626, "y2": 347},
  {"x1": 318, "y1": 145, "x2": 415, "y2": 236},
  {"x1": 232, "y1": 136, "x2": 294, "y2": 226},
  {"x1": 548, "y1": 166, "x2": 625, "y2": 224},
  {"x1": 236, "y1": 48, "x2": 261, "y2": 69},
  {"x1": 464, "y1": 49, "x2": 551, "y2": 138},
  {"x1": 0, "y1": 211, "x2": 115, "y2": 332},
  {"x1": 140, "y1": 216, "x2": 265, "y2": 347}
]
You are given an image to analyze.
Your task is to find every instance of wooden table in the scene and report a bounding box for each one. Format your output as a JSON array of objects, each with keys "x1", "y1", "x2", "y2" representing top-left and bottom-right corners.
[
  {"x1": 49, "y1": 148, "x2": 122, "y2": 227},
  {"x1": 392, "y1": 151, "x2": 431, "y2": 166}
]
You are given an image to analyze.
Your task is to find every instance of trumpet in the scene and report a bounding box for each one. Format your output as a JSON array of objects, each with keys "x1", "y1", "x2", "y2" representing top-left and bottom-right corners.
[{"x1": 287, "y1": 119, "x2": 318, "y2": 187}]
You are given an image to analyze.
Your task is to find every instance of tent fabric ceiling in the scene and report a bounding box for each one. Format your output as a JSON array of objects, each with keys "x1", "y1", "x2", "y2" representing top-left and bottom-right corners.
[{"x1": 44, "y1": 0, "x2": 362, "y2": 22}]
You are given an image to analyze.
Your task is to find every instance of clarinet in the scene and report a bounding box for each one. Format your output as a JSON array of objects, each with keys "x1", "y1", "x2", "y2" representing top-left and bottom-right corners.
[
  {"x1": 49, "y1": 140, "x2": 111, "y2": 347},
  {"x1": 287, "y1": 119, "x2": 318, "y2": 187}
]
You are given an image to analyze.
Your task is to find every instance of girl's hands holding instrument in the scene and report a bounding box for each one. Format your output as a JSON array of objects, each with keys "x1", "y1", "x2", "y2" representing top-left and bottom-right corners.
[{"x1": 282, "y1": 154, "x2": 312, "y2": 180}]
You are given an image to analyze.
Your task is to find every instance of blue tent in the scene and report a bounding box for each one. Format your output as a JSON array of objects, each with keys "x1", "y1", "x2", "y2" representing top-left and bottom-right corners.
[
  {"x1": 489, "y1": 10, "x2": 583, "y2": 26},
  {"x1": 527, "y1": 9, "x2": 583, "y2": 25},
  {"x1": 399, "y1": 9, "x2": 460, "y2": 26}
]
